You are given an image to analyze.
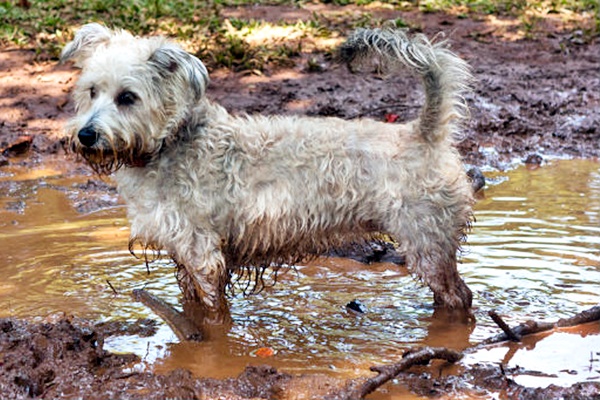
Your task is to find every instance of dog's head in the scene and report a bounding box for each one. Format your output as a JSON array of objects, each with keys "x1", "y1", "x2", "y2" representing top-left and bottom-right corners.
[{"x1": 61, "y1": 23, "x2": 209, "y2": 174}]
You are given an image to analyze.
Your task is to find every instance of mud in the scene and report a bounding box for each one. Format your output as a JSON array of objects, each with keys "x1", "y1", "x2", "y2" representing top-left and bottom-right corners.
[
  {"x1": 0, "y1": 317, "x2": 296, "y2": 399},
  {"x1": 398, "y1": 363, "x2": 600, "y2": 399},
  {"x1": 1, "y1": 4, "x2": 599, "y2": 399},
  {"x1": 1, "y1": 317, "x2": 598, "y2": 399},
  {"x1": 0, "y1": 316, "x2": 368, "y2": 399}
]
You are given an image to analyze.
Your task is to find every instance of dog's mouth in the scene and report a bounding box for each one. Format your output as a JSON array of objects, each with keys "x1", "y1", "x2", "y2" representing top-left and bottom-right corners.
[
  {"x1": 72, "y1": 139, "x2": 154, "y2": 175},
  {"x1": 75, "y1": 146, "x2": 125, "y2": 175}
]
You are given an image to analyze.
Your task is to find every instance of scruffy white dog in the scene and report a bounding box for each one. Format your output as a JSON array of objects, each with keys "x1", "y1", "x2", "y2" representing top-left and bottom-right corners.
[{"x1": 62, "y1": 23, "x2": 474, "y2": 333}]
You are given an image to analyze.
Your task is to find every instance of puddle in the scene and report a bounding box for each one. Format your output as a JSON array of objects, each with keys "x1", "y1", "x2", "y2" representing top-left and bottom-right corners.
[
  {"x1": 1, "y1": 157, "x2": 599, "y2": 392},
  {"x1": 464, "y1": 323, "x2": 600, "y2": 388},
  {"x1": 465, "y1": 159, "x2": 600, "y2": 334}
]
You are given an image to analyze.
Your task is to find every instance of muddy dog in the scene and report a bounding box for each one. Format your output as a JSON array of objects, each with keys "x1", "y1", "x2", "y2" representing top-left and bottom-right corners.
[{"x1": 62, "y1": 23, "x2": 474, "y2": 337}]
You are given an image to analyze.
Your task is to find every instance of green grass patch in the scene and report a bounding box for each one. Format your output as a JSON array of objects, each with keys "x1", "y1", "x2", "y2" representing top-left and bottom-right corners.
[
  {"x1": 420, "y1": 0, "x2": 599, "y2": 38},
  {"x1": 1, "y1": 0, "x2": 597, "y2": 69}
]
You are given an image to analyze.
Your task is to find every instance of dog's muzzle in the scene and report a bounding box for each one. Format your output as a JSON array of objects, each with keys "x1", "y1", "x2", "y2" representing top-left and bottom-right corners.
[{"x1": 77, "y1": 126, "x2": 99, "y2": 147}]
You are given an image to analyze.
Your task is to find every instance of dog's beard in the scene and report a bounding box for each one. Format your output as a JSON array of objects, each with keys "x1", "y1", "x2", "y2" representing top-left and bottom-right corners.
[
  {"x1": 75, "y1": 146, "x2": 124, "y2": 175},
  {"x1": 73, "y1": 140, "x2": 156, "y2": 175}
]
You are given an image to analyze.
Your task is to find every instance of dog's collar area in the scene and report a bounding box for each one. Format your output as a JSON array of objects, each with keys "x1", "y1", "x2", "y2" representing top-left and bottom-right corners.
[
  {"x1": 155, "y1": 121, "x2": 197, "y2": 159},
  {"x1": 127, "y1": 156, "x2": 151, "y2": 168}
]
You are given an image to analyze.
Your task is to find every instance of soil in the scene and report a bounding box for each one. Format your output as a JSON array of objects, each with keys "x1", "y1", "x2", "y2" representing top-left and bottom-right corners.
[{"x1": 1, "y1": 5, "x2": 599, "y2": 399}]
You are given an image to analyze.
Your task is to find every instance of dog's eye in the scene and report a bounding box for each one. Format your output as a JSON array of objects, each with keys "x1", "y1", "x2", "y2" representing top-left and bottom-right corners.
[
  {"x1": 116, "y1": 91, "x2": 137, "y2": 107},
  {"x1": 89, "y1": 86, "x2": 96, "y2": 99}
]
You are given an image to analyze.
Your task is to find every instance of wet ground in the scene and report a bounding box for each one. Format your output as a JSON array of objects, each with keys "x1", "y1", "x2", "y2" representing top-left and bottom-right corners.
[{"x1": 1, "y1": 4, "x2": 599, "y2": 399}]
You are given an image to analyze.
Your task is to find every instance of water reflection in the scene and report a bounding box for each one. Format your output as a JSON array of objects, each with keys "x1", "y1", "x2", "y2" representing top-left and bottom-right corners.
[
  {"x1": 0, "y1": 157, "x2": 599, "y2": 384},
  {"x1": 464, "y1": 323, "x2": 600, "y2": 388},
  {"x1": 465, "y1": 159, "x2": 600, "y2": 343}
]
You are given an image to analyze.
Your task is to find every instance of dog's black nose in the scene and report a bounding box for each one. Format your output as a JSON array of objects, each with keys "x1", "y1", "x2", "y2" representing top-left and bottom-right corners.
[{"x1": 78, "y1": 126, "x2": 98, "y2": 147}]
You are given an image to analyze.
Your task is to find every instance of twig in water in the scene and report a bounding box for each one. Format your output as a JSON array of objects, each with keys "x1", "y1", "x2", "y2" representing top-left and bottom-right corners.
[
  {"x1": 480, "y1": 305, "x2": 600, "y2": 346},
  {"x1": 106, "y1": 280, "x2": 118, "y2": 295},
  {"x1": 132, "y1": 289, "x2": 203, "y2": 342},
  {"x1": 489, "y1": 310, "x2": 521, "y2": 342}
]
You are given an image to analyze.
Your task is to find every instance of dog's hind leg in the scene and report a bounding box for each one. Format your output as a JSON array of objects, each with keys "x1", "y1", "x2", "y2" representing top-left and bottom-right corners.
[{"x1": 384, "y1": 201, "x2": 473, "y2": 314}]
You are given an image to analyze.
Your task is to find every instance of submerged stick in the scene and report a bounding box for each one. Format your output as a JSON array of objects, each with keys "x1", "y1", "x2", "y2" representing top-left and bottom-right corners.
[
  {"x1": 132, "y1": 289, "x2": 203, "y2": 342},
  {"x1": 106, "y1": 280, "x2": 118, "y2": 295}
]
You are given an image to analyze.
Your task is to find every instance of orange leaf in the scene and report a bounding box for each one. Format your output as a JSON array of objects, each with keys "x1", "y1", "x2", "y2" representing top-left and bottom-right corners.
[{"x1": 254, "y1": 347, "x2": 275, "y2": 358}]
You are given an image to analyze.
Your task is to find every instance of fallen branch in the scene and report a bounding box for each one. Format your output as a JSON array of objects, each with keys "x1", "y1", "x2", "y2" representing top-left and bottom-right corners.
[
  {"x1": 348, "y1": 347, "x2": 463, "y2": 399},
  {"x1": 480, "y1": 304, "x2": 600, "y2": 346},
  {"x1": 346, "y1": 304, "x2": 600, "y2": 399},
  {"x1": 132, "y1": 289, "x2": 203, "y2": 342}
]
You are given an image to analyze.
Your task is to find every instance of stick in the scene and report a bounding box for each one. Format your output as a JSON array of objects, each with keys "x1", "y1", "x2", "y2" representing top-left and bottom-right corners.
[
  {"x1": 106, "y1": 280, "x2": 118, "y2": 295},
  {"x1": 132, "y1": 289, "x2": 203, "y2": 341},
  {"x1": 488, "y1": 310, "x2": 522, "y2": 342},
  {"x1": 350, "y1": 347, "x2": 463, "y2": 399},
  {"x1": 346, "y1": 305, "x2": 600, "y2": 398},
  {"x1": 479, "y1": 305, "x2": 600, "y2": 346}
]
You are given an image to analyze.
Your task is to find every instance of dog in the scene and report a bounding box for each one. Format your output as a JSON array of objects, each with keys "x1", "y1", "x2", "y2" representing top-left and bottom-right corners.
[{"x1": 61, "y1": 23, "x2": 474, "y2": 332}]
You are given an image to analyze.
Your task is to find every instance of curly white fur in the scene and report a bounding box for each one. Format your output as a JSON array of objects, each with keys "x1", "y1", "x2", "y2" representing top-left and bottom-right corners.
[{"x1": 62, "y1": 23, "x2": 474, "y2": 325}]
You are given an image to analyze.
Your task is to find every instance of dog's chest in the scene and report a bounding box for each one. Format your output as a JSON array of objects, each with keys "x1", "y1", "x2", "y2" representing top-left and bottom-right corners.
[{"x1": 115, "y1": 168, "x2": 175, "y2": 239}]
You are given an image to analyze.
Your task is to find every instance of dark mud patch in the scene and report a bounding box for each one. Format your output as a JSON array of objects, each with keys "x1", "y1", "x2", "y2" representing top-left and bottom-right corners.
[
  {"x1": 0, "y1": 317, "x2": 353, "y2": 399},
  {"x1": 326, "y1": 240, "x2": 405, "y2": 265},
  {"x1": 398, "y1": 362, "x2": 600, "y2": 399},
  {"x1": 2, "y1": 317, "x2": 599, "y2": 399},
  {"x1": 0, "y1": 317, "x2": 137, "y2": 398}
]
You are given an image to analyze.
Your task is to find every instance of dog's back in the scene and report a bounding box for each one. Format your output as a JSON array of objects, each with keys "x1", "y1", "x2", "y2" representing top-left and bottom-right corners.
[{"x1": 188, "y1": 28, "x2": 475, "y2": 310}]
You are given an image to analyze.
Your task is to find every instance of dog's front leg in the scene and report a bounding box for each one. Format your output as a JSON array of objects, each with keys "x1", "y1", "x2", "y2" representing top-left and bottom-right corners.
[
  {"x1": 175, "y1": 235, "x2": 232, "y2": 329},
  {"x1": 134, "y1": 239, "x2": 231, "y2": 341}
]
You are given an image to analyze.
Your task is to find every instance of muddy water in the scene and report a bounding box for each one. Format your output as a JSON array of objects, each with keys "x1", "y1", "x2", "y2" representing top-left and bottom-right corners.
[{"x1": 1, "y1": 157, "x2": 599, "y2": 389}]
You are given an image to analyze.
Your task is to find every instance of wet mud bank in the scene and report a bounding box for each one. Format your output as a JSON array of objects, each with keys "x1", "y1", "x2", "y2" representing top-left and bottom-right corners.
[
  {"x1": 0, "y1": 317, "x2": 293, "y2": 399},
  {"x1": 1, "y1": 316, "x2": 599, "y2": 399}
]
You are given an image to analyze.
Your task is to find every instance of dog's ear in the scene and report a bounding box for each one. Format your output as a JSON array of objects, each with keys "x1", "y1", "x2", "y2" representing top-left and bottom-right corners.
[
  {"x1": 61, "y1": 23, "x2": 112, "y2": 66},
  {"x1": 148, "y1": 42, "x2": 209, "y2": 101}
]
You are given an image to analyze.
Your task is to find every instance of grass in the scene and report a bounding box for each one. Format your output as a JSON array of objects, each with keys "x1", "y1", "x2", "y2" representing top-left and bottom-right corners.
[
  {"x1": 0, "y1": 0, "x2": 597, "y2": 70},
  {"x1": 416, "y1": 0, "x2": 598, "y2": 14},
  {"x1": 417, "y1": 0, "x2": 598, "y2": 36}
]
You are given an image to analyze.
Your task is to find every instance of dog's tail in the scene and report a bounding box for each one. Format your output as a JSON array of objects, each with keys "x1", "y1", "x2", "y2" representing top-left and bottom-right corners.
[{"x1": 339, "y1": 27, "x2": 471, "y2": 144}]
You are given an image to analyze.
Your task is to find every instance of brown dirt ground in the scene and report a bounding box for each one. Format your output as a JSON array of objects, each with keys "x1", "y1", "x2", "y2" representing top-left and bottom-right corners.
[{"x1": 1, "y1": 5, "x2": 599, "y2": 399}]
